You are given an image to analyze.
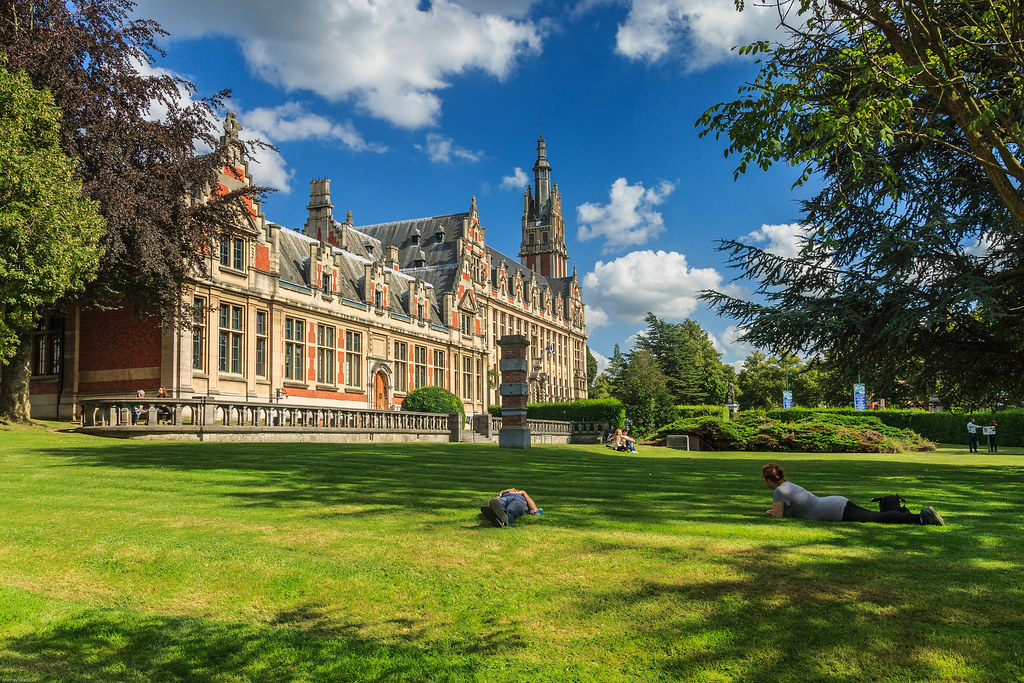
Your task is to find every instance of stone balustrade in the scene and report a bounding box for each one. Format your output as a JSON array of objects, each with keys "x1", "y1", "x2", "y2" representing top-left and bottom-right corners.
[{"x1": 79, "y1": 398, "x2": 452, "y2": 443}]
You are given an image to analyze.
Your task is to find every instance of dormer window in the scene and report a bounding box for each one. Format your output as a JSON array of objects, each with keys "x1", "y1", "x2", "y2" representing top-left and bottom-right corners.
[
  {"x1": 435, "y1": 225, "x2": 445, "y2": 241},
  {"x1": 365, "y1": 241, "x2": 375, "y2": 257},
  {"x1": 374, "y1": 290, "x2": 383, "y2": 308},
  {"x1": 413, "y1": 249, "x2": 426, "y2": 268},
  {"x1": 460, "y1": 313, "x2": 473, "y2": 336},
  {"x1": 322, "y1": 272, "x2": 331, "y2": 293},
  {"x1": 411, "y1": 229, "x2": 421, "y2": 246},
  {"x1": 417, "y1": 303, "x2": 425, "y2": 320}
]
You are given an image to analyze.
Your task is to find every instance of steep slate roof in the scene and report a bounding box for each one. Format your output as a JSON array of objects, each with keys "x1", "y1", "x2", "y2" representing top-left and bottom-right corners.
[
  {"x1": 273, "y1": 208, "x2": 573, "y2": 324},
  {"x1": 275, "y1": 226, "x2": 446, "y2": 322}
]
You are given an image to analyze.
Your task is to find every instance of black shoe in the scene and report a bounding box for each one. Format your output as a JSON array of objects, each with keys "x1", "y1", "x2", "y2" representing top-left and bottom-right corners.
[
  {"x1": 488, "y1": 497, "x2": 509, "y2": 526},
  {"x1": 480, "y1": 505, "x2": 504, "y2": 528},
  {"x1": 920, "y1": 507, "x2": 945, "y2": 526}
]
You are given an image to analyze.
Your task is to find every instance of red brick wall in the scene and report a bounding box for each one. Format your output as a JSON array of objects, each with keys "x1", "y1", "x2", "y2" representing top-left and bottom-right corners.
[{"x1": 78, "y1": 308, "x2": 161, "y2": 372}]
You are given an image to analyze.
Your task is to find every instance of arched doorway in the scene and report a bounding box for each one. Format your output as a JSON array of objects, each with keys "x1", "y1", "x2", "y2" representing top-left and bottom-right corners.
[{"x1": 373, "y1": 371, "x2": 389, "y2": 410}]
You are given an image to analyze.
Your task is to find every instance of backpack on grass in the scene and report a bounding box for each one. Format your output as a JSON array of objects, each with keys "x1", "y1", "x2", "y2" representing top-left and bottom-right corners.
[{"x1": 870, "y1": 494, "x2": 911, "y2": 514}]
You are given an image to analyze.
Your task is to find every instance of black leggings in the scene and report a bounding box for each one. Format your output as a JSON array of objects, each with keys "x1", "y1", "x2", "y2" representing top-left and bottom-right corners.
[{"x1": 841, "y1": 501, "x2": 921, "y2": 524}]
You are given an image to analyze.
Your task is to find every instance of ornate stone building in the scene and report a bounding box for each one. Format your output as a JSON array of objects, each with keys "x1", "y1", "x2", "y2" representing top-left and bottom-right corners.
[{"x1": 27, "y1": 115, "x2": 588, "y2": 419}]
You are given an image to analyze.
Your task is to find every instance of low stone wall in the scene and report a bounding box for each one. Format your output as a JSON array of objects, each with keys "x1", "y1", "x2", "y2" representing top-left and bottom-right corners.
[{"x1": 78, "y1": 399, "x2": 453, "y2": 443}]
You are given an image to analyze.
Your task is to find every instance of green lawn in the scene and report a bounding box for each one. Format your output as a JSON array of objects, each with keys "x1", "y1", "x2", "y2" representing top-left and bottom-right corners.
[{"x1": 1, "y1": 424, "x2": 1022, "y2": 682}]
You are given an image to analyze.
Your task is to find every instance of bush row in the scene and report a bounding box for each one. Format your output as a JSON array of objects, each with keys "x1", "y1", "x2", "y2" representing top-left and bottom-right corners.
[
  {"x1": 677, "y1": 404, "x2": 729, "y2": 420},
  {"x1": 766, "y1": 407, "x2": 1021, "y2": 447},
  {"x1": 401, "y1": 386, "x2": 464, "y2": 415},
  {"x1": 487, "y1": 398, "x2": 625, "y2": 426},
  {"x1": 657, "y1": 411, "x2": 935, "y2": 453}
]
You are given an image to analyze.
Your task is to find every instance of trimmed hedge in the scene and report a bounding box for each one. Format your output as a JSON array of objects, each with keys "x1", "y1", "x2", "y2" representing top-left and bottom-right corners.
[
  {"x1": 766, "y1": 407, "x2": 1021, "y2": 447},
  {"x1": 657, "y1": 411, "x2": 934, "y2": 453},
  {"x1": 488, "y1": 398, "x2": 625, "y2": 427},
  {"x1": 401, "y1": 386, "x2": 464, "y2": 415},
  {"x1": 677, "y1": 404, "x2": 729, "y2": 420}
]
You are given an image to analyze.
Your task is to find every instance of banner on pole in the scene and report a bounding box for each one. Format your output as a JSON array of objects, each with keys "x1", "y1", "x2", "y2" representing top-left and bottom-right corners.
[
  {"x1": 782, "y1": 390, "x2": 793, "y2": 409},
  {"x1": 854, "y1": 383, "x2": 867, "y2": 411}
]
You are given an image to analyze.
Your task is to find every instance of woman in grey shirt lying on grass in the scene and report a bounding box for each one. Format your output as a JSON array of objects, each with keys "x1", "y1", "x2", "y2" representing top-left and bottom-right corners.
[{"x1": 760, "y1": 463, "x2": 945, "y2": 525}]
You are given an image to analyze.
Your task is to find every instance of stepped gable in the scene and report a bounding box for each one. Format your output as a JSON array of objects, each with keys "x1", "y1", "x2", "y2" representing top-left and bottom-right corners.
[{"x1": 488, "y1": 246, "x2": 572, "y2": 302}]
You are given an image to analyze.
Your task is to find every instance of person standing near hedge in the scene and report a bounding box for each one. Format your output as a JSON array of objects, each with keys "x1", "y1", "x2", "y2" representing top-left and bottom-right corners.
[
  {"x1": 967, "y1": 418, "x2": 981, "y2": 453},
  {"x1": 760, "y1": 463, "x2": 945, "y2": 525},
  {"x1": 987, "y1": 420, "x2": 998, "y2": 453}
]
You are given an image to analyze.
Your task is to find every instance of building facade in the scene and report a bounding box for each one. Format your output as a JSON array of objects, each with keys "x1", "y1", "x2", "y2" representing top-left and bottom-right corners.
[{"x1": 28, "y1": 115, "x2": 588, "y2": 420}]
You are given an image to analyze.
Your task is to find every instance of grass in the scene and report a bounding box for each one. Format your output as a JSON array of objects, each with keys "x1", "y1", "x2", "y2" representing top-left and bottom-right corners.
[{"x1": 0, "y1": 423, "x2": 1022, "y2": 682}]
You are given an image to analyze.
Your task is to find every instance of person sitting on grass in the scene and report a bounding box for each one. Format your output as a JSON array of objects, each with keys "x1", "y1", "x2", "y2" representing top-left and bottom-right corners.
[
  {"x1": 480, "y1": 488, "x2": 541, "y2": 528},
  {"x1": 760, "y1": 463, "x2": 945, "y2": 526}
]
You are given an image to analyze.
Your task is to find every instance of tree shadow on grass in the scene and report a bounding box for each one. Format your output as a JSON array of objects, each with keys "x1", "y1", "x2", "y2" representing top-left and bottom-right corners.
[
  {"x1": 0, "y1": 601, "x2": 526, "y2": 682},
  {"x1": 570, "y1": 536, "x2": 1024, "y2": 682},
  {"x1": 38, "y1": 441, "x2": 1024, "y2": 538}
]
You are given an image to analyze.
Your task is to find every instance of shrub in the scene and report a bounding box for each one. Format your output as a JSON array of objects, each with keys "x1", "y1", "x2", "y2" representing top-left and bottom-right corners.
[
  {"x1": 401, "y1": 386, "x2": 464, "y2": 415},
  {"x1": 655, "y1": 410, "x2": 934, "y2": 453},
  {"x1": 767, "y1": 407, "x2": 1019, "y2": 446},
  {"x1": 488, "y1": 399, "x2": 625, "y2": 427},
  {"x1": 677, "y1": 404, "x2": 729, "y2": 420}
]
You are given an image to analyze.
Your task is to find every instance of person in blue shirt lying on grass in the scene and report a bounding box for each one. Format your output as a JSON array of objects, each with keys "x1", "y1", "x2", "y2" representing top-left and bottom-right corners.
[
  {"x1": 480, "y1": 488, "x2": 540, "y2": 528},
  {"x1": 760, "y1": 463, "x2": 944, "y2": 526}
]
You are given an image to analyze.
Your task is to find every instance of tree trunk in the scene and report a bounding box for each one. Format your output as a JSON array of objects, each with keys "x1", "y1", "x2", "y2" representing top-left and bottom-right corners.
[{"x1": 0, "y1": 333, "x2": 33, "y2": 423}]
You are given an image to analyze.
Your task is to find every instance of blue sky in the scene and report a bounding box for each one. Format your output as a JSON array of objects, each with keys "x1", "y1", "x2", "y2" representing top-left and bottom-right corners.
[{"x1": 134, "y1": 0, "x2": 814, "y2": 372}]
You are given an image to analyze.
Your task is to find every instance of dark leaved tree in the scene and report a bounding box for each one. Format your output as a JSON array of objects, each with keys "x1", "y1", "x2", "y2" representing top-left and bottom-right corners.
[{"x1": 0, "y1": 0, "x2": 267, "y2": 420}]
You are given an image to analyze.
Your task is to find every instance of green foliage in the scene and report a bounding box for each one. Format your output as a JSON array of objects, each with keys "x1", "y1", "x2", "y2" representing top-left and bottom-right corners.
[
  {"x1": 658, "y1": 411, "x2": 934, "y2": 453},
  {"x1": 0, "y1": 59, "x2": 104, "y2": 363},
  {"x1": 589, "y1": 373, "x2": 614, "y2": 399},
  {"x1": 488, "y1": 398, "x2": 625, "y2": 427},
  {"x1": 677, "y1": 404, "x2": 729, "y2": 420},
  {"x1": 634, "y1": 313, "x2": 734, "y2": 405},
  {"x1": 616, "y1": 349, "x2": 676, "y2": 438},
  {"x1": 698, "y1": 0, "x2": 1024, "y2": 408},
  {"x1": 585, "y1": 346, "x2": 598, "y2": 389},
  {"x1": 401, "y1": 386, "x2": 464, "y2": 415},
  {"x1": 767, "y1": 407, "x2": 1023, "y2": 448},
  {"x1": 737, "y1": 351, "x2": 833, "y2": 410}
]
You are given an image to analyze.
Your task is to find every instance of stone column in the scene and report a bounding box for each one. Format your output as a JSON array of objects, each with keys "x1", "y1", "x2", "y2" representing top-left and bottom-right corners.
[{"x1": 497, "y1": 335, "x2": 531, "y2": 449}]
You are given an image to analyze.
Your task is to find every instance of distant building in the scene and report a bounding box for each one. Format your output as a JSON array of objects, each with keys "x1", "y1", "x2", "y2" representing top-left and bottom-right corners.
[{"x1": 28, "y1": 114, "x2": 588, "y2": 419}]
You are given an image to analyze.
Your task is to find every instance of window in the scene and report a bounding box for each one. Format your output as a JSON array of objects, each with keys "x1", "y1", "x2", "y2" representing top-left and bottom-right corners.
[
  {"x1": 316, "y1": 324, "x2": 335, "y2": 384},
  {"x1": 220, "y1": 237, "x2": 244, "y2": 270},
  {"x1": 322, "y1": 271, "x2": 331, "y2": 294},
  {"x1": 543, "y1": 232, "x2": 548, "y2": 243},
  {"x1": 255, "y1": 310, "x2": 267, "y2": 377},
  {"x1": 417, "y1": 303, "x2": 425, "y2": 320},
  {"x1": 345, "y1": 331, "x2": 362, "y2": 387},
  {"x1": 394, "y1": 341, "x2": 408, "y2": 392},
  {"x1": 218, "y1": 304, "x2": 243, "y2": 374},
  {"x1": 284, "y1": 317, "x2": 305, "y2": 381},
  {"x1": 233, "y1": 238, "x2": 244, "y2": 270},
  {"x1": 192, "y1": 298, "x2": 206, "y2": 371},
  {"x1": 414, "y1": 345, "x2": 427, "y2": 389},
  {"x1": 462, "y1": 355, "x2": 474, "y2": 400},
  {"x1": 528, "y1": 233, "x2": 535, "y2": 245},
  {"x1": 461, "y1": 313, "x2": 473, "y2": 336},
  {"x1": 374, "y1": 290, "x2": 383, "y2": 308},
  {"x1": 31, "y1": 314, "x2": 62, "y2": 376},
  {"x1": 433, "y1": 351, "x2": 445, "y2": 388}
]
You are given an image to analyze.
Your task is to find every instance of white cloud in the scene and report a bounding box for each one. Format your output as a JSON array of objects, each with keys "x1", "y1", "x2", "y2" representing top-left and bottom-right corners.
[
  {"x1": 137, "y1": 0, "x2": 543, "y2": 129},
  {"x1": 744, "y1": 222, "x2": 813, "y2": 258},
  {"x1": 243, "y1": 102, "x2": 387, "y2": 153},
  {"x1": 416, "y1": 133, "x2": 484, "y2": 163},
  {"x1": 585, "y1": 305, "x2": 610, "y2": 328},
  {"x1": 500, "y1": 166, "x2": 531, "y2": 190},
  {"x1": 624, "y1": 328, "x2": 647, "y2": 352},
  {"x1": 582, "y1": 250, "x2": 738, "y2": 323},
  {"x1": 589, "y1": 348, "x2": 610, "y2": 374},
  {"x1": 615, "y1": 0, "x2": 786, "y2": 70},
  {"x1": 576, "y1": 178, "x2": 675, "y2": 252}
]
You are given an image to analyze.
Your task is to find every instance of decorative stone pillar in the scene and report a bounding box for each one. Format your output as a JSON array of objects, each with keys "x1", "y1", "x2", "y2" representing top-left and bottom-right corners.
[{"x1": 497, "y1": 335, "x2": 531, "y2": 449}]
